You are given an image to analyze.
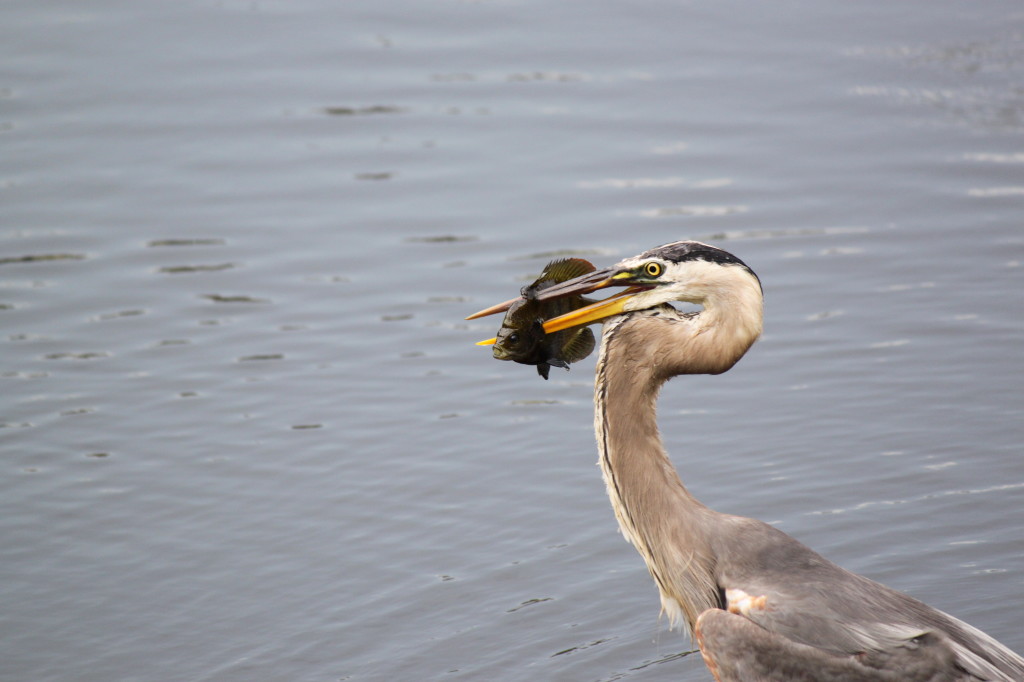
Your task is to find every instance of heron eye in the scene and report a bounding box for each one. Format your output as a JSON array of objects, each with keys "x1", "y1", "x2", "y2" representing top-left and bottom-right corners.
[{"x1": 644, "y1": 262, "x2": 663, "y2": 278}]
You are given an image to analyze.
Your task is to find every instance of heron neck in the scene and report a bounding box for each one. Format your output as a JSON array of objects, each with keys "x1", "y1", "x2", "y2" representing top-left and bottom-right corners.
[{"x1": 593, "y1": 316, "x2": 720, "y2": 632}]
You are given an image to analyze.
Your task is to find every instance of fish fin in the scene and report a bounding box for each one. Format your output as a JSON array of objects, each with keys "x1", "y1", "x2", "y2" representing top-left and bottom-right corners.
[
  {"x1": 547, "y1": 358, "x2": 570, "y2": 370},
  {"x1": 560, "y1": 327, "x2": 596, "y2": 364},
  {"x1": 538, "y1": 257, "x2": 596, "y2": 284},
  {"x1": 536, "y1": 363, "x2": 551, "y2": 380}
]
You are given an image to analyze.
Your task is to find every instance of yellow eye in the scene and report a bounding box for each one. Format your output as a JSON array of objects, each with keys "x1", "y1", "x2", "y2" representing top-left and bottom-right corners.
[{"x1": 644, "y1": 262, "x2": 663, "y2": 278}]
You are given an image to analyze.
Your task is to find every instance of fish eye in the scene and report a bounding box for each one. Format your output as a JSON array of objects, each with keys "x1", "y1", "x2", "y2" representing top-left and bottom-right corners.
[
  {"x1": 644, "y1": 262, "x2": 663, "y2": 278},
  {"x1": 508, "y1": 333, "x2": 519, "y2": 345}
]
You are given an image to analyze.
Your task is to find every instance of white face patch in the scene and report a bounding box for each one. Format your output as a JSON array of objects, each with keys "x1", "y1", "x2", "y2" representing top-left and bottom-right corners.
[{"x1": 617, "y1": 258, "x2": 761, "y2": 314}]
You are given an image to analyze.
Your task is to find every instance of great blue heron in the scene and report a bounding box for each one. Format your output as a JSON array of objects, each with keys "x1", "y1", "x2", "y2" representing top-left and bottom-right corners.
[{"x1": 469, "y1": 241, "x2": 1024, "y2": 681}]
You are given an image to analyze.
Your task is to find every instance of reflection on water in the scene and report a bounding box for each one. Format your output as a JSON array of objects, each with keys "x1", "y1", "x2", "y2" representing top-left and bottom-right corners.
[{"x1": 2, "y1": 0, "x2": 1023, "y2": 680}]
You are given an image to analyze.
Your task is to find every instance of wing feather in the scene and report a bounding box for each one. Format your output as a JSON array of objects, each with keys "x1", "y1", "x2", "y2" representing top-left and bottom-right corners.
[{"x1": 711, "y1": 517, "x2": 1024, "y2": 680}]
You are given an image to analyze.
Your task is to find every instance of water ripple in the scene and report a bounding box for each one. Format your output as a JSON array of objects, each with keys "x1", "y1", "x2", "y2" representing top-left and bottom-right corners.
[{"x1": 811, "y1": 481, "x2": 1024, "y2": 516}]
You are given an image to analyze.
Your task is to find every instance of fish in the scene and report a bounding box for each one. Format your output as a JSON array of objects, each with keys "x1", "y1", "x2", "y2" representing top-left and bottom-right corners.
[{"x1": 492, "y1": 257, "x2": 597, "y2": 380}]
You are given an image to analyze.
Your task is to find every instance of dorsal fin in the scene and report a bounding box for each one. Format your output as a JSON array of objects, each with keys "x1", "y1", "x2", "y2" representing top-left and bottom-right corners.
[{"x1": 538, "y1": 257, "x2": 595, "y2": 284}]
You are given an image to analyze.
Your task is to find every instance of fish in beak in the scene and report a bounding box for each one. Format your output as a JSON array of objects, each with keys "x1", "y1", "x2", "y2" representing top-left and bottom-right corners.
[{"x1": 467, "y1": 267, "x2": 654, "y2": 345}]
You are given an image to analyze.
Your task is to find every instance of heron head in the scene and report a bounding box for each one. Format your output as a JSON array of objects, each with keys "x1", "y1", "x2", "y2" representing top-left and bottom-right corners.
[
  {"x1": 467, "y1": 241, "x2": 760, "y2": 343},
  {"x1": 529, "y1": 241, "x2": 761, "y2": 334}
]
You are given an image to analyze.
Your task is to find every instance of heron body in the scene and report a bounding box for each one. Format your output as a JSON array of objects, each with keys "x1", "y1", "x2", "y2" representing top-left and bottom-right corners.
[{"x1": 471, "y1": 241, "x2": 1024, "y2": 681}]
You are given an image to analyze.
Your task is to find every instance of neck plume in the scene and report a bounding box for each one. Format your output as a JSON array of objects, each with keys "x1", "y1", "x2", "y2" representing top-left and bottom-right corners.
[{"x1": 592, "y1": 287, "x2": 763, "y2": 633}]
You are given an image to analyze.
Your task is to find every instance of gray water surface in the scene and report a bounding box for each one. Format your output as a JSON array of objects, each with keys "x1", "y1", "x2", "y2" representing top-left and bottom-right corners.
[{"x1": 2, "y1": 1, "x2": 1023, "y2": 680}]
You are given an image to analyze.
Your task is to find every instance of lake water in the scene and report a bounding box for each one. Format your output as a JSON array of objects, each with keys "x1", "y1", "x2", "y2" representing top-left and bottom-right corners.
[{"x1": 2, "y1": 1, "x2": 1022, "y2": 680}]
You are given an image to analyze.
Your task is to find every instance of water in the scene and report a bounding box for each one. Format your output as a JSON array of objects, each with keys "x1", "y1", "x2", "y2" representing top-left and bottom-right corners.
[{"x1": 2, "y1": 1, "x2": 1022, "y2": 680}]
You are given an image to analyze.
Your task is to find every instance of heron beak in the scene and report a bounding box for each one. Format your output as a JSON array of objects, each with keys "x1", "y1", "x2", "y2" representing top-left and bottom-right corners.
[
  {"x1": 465, "y1": 268, "x2": 625, "y2": 322},
  {"x1": 534, "y1": 265, "x2": 652, "y2": 332},
  {"x1": 531, "y1": 267, "x2": 625, "y2": 301},
  {"x1": 470, "y1": 265, "x2": 650, "y2": 345},
  {"x1": 541, "y1": 286, "x2": 647, "y2": 333},
  {"x1": 464, "y1": 296, "x2": 521, "y2": 321},
  {"x1": 472, "y1": 286, "x2": 642, "y2": 346},
  {"x1": 468, "y1": 264, "x2": 626, "y2": 319}
]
